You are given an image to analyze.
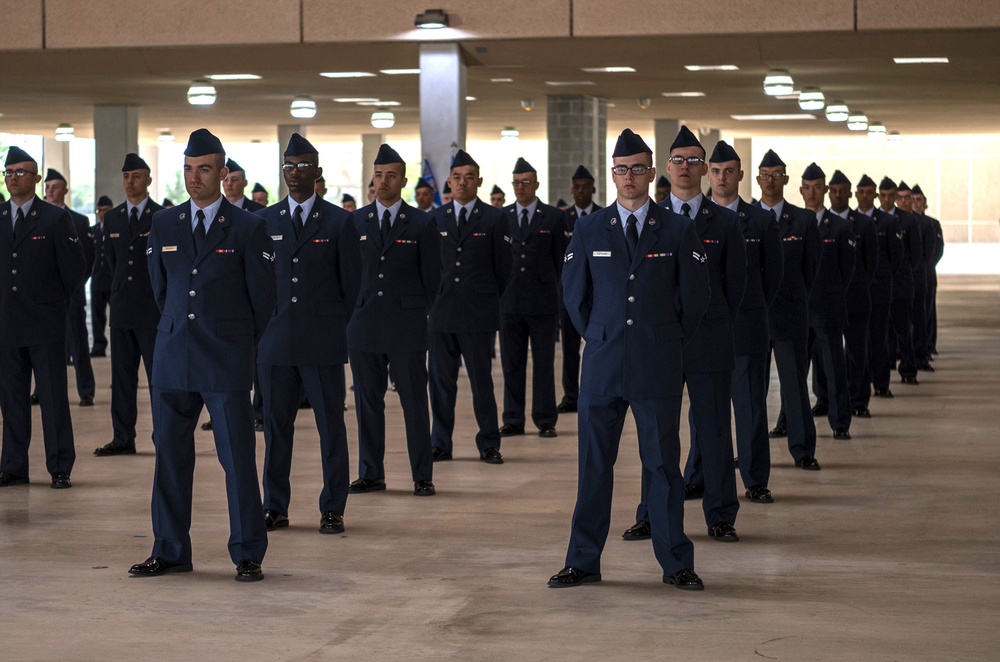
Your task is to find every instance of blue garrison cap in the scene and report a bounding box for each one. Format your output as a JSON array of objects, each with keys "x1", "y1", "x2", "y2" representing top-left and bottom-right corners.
[
  {"x1": 97, "y1": 195, "x2": 114, "y2": 207},
  {"x1": 670, "y1": 125, "x2": 704, "y2": 153},
  {"x1": 911, "y1": 184, "x2": 924, "y2": 196},
  {"x1": 858, "y1": 174, "x2": 877, "y2": 188},
  {"x1": 491, "y1": 185, "x2": 504, "y2": 196},
  {"x1": 342, "y1": 193, "x2": 355, "y2": 203},
  {"x1": 374, "y1": 143, "x2": 403, "y2": 164},
  {"x1": 414, "y1": 178, "x2": 432, "y2": 190},
  {"x1": 572, "y1": 165, "x2": 594, "y2": 181},
  {"x1": 709, "y1": 140, "x2": 740, "y2": 164},
  {"x1": 556, "y1": 198, "x2": 568, "y2": 207},
  {"x1": 879, "y1": 176, "x2": 897, "y2": 190},
  {"x1": 45, "y1": 168, "x2": 66, "y2": 182},
  {"x1": 802, "y1": 162, "x2": 826, "y2": 181},
  {"x1": 225, "y1": 158, "x2": 244, "y2": 174},
  {"x1": 612, "y1": 128, "x2": 652, "y2": 157},
  {"x1": 451, "y1": 149, "x2": 478, "y2": 169},
  {"x1": 656, "y1": 175, "x2": 670, "y2": 188},
  {"x1": 442, "y1": 181, "x2": 451, "y2": 194},
  {"x1": 122, "y1": 153, "x2": 150, "y2": 172},
  {"x1": 184, "y1": 128, "x2": 225, "y2": 157},
  {"x1": 829, "y1": 170, "x2": 851, "y2": 187},
  {"x1": 759, "y1": 149, "x2": 785, "y2": 168},
  {"x1": 284, "y1": 132, "x2": 318, "y2": 157},
  {"x1": 252, "y1": 182, "x2": 266, "y2": 194},
  {"x1": 4, "y1": 146, "x2": 36, "y2": 166},
  {"x1": 897, "y1": 180, "x2": 911, "y2": 192},
  {"x1": 512, "y1": 157, "x2": 536, "y2": 174},
  {"x1": 162, "y1": 198, "x2": 174, "y2": 206}
]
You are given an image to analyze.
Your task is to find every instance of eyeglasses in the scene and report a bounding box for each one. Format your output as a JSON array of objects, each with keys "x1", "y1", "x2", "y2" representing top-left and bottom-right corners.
[
  {"x1": 281, "y1": 162, "x2": 315, "y2": 172},
  {"x1": 3, "y1": 169, "x2": 37, "y2": 178},
  {"x1": 611, "y1": 164, "x2": 652, "y2": 176},
  {"x1": 757, "y1": 173, "x2": 788, "y2": 181},
  {"x1": 667, "y1": 156, "x2": 705, "y2": 166},
  {"x1": 511, "y1": 178, "x2": 536, "y2": 188}
]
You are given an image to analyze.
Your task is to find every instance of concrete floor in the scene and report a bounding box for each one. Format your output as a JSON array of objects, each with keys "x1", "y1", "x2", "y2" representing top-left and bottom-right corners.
[{"x1": 1, "y1": 274, "x2": 998, "y2": 661}]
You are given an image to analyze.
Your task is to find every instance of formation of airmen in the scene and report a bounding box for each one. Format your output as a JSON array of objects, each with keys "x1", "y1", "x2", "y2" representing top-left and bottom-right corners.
[{"x1": 0, "y1": 123, "x2": 943, "y2": 587}]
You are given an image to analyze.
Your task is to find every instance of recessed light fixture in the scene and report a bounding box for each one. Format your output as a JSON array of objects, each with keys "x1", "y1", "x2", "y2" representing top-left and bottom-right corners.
[
  {"x1": 415, "y1": 8, "x2": 449, "y2": 29},
  {"x1": 825, "y1": 101, "x2": 849, "y2": 122},
  {"x1": 379, "y1": 69, "x2": 420, "y2": 75},
  {"x1": 157, "y1": 131, "x2": 174, "y2": 145},
  {"x1": 763, "y1": 69, "x2": 795, "y2": 96},
  {"x1": 847, "y1": 112, "x2": 869, "y2": 131},
  {"x1": 521, "y1": 99, "x2": 534, "y2": 112},
  {"x1": 465, "y1": 96, "x2": 477, "y2": 101},
  {"x1": 320, "y1": 71, "x2": 376, "y2": 78},
  {"x1": 661, "y1": 91, "x2": 706, "y2": 97},
  {"x1": 333, "y1": 97, "x2": 381, "y2": 103},
  {"x1": 545, "y1": 81, "x2": 596, "y2": 86},
  {"x1": 887, "y1": 131, "x2": 902, "y2": 143},
  {"x1": 798, "y1": 87, "x2": 825, "y2": 111},
  {"x1": 581, "y1": 66, "x2": 635, "y2": 73},
  {"x1": 730, "y1": 114, "x2": 817, "y2": 121},
  {"x1": 637, "y1": 97, "x2": 651, "y2": 110},
  {"x1": 187, "y1": 79, "x2": 217, "y2": 106},
  {"x1": 371, "y1": 109, "x2": 395, "y2": 129},
  {"x1": 205, "y1": 74, "x2": 261, "y2": 81},
  {"x1": 500, "y1": 127, "x2": 519, "y2": 142},
  {"x1": 685, "y1": 65, "x2": 739, "y2": 71},
  {"x1": 490, "y1": 78, "x2": 513, "y2": 83},
  {"x1": 290, "y1": 96, "x2": 317, "y2": 119},
  {"x1": 55, "y1": 123, "x2": 74, "y2": 141},
  {"x1": 893, "y1": 57, "x2": 949, "y2": 64},
  {"x1": 867, "y1": 122, "x2": 887, "y2": 138}
]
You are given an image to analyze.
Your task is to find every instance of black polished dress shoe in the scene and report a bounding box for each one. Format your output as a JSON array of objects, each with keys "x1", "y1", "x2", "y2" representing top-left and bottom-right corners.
[
  {"x1": 622, "y1": 520, "x2": 651, "y2": 541},
  {"x1": 50, "y1": 472, "x2": 72, "y2": 489},
  {"x1": 413, "y1": 480, "x2": 436, "y2": 496},
  {"x1": 349, "y1": 478, "x2": 387, "y2": 493},
  {"x1": 129, "y1": 556, "x2": 193, "y2": 577},
  {"x1": 94, "y1": 442, "x2": 136, "y2": 456},
  {"x1": 663, "y1": 568, "x2": 704, "y2": 591},
  {"x1": 431, "y1": 447, "x2": 452, "y2": 462},
  {"x1": 538, "y1": 425, "x2": 557, "y2": 438},
  {"x1": 548, "y1": 566, "x2": 601, "y2": 588},
  {"x1": 499, "y1": 424, "x2": 524, "y2": 437},
  {"x1": 684, "y1": 483, "x2": 704, "y2": 501},
  {"x1": 90, "y1": 349, "x2": 107, "y2": 358},
  {"x1": 707, "y1": 522, "x2": 739, "y2": 542},
  {"x1": 29, "y1": 394, "x2": 39, "y2": 405},
  {"x1": 264, "y1": 509, "x2": 289, "y2": 531},
  {"x1": 79, "y1": 396, "x2": 95, "y2": 407},
  {"x1": 795, "y1": 456, "x2": 821, "y2": 471},
  {"x1": 254, "y1": 418, "x2": 264, "y2": 432},
  {"x1": 745, "y1": 485, "x2": 774, "y2": 504},
  {"x1": 873, "y1": 388, "x2": 894, "y2": 398},
  {"x1": 901, "y1": 376, "x2": 920, "y2": 385},
  {"x1": 0, "y1": 472, "x2": 29, "y2": 487},
  {"x1": 768, "y1": 425, "x2": 787, "y2": 438},
  {"x1": 811, "y1": 403, "x2": 828, "y2": 416},
  {"x1": 201, "y1": 420, "x2": 213, "y2": 431},
  {"x1": 852, "y1": 406, "x2": 871, "y2": 418},
  {"x1": 319, "y1": 511, "x2": 345, "y2": 534},
  {"x1": 833, "y1": 427, "x2": 852, "y2": 440},
  {"x1": 235, "y1": 560, "x2": 263, "y2": 582},
  {"x1": 480, "y1": 447, "x2": 504, "y2": 464},
  {"x1": 918, "y1": 362, "x2": 935, "y2": 372},
  {"x1": 556, "y1": 402, "x2": 577, "y2": 414}
]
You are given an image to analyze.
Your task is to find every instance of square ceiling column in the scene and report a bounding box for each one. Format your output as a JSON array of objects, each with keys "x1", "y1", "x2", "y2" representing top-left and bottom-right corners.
[
  {"x1": 94, "y1": 105, "x2": 139, "y2": 208},
  {"x1": 419, "y1": 43, "x2": 466, "y2": 198},
  {"x1": 546, "y1": 95, "x2": 607, "y2": 207}
]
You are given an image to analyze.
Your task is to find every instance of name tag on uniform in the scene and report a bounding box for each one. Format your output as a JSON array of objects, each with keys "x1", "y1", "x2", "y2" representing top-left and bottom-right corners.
[
  {"x1": 593, "y1": 250, "x2": 612, "y2": 257},
  {"x1": 360, "y1": 235, "x2": 367, "y2": 241},
  {"x1": 109, "y1": 233, "x2": 121, "y2": 238},
  {"x1": 162, "y1": 246, "x2": 177, "y2": 252},
  {"x1": 440, "y1": 231, "x2": 448, "y2": 237},
  {"x1": 271, "y1": 235, "x2": 283, "y2": 241}
]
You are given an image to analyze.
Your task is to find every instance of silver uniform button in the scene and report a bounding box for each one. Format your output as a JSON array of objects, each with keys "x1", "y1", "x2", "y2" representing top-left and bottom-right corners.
[
  {"x1": 11, "y1": 269, "x2": 15, "y2": 275},
  {"x1": 129, "y1": 246, "x2": 134, "y2": 251},
  {"x1": 628, "y1": 296, "x2": 635, "y2": 302},
  {"x1": 291, "y1": 277, "x2": 298, "y2": 283},
  {"x1": 626, "y1": 319, "x2": 633, "y2": 326},
  {"x1": 455, "y1": 261, "x2": 461, "y2": 266},
  {"x1": 11, "y1": 286, "x2": 16, "y2": 292},
  {"x1": 188, "y1": 313, "x2": 195, "y2": 320},
  {"x1": 520, "y1": 267, "x2": 526, "y2": 272},
  {"x1": 191, "y1": 269, "x2": 198, "y2": 275},
  {"x1": 11, "y1": 253, "x2": 16, "y2": 258},
  {"x1": 380, "y1": 256, "x2": 385, "y2": 262},
  {"x1": 291, "y1": 297, "x2": 298, "y2": 303},
  {"x1": 377, "y1": 291, "x2": 383, "y2": 297},
  {"x1": 292, "y1": 257, "x2": 299, "y2": 263},
  {"x1": 454, "y1": 277, "x2": 460, "y2": 282},
  {"x1": 629, "y1": 274, "x2": 635, "y2": 281},
  {"x1": 378, "y1": 273, "x2": 384, "y2": 279},
  {"x1": 189, "y1": 290, "x2": 195, "y2": 296},
  {"x1": 128, "y1": 260, "x2": 133, "y2": 265},
  {"x1": 128, "y1": 276, "x2": 133, "y2": 281},
  {"x1": 456, "y1": 247, "x2": 462, "y2": 253}
]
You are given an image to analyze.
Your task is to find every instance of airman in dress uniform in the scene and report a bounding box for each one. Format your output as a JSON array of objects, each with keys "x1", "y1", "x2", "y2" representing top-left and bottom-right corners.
[
  {"x1": 348, "y1": 144, "x2": 440, "y2": 498},
  {"x1": 0, "y1": 147, "x2": 87, "y2": 489},
  {"x1": 224, "y1": 159, "x2": 265, "y2": 213},
  {"x1": 414, "y1": 177, "x2": 436, "y2": 212},
  {"x1": 251, "y1": 182, "x2": 268, "y2": 207},
  {"x1": 911, "y1": 184, "x2": 943, "y2": 358},
  {"x1": 490, "y1": 184, "x2": 506, "y2": 208},
  {"x1": 90, "y1": 194, "x2": 114, "y2": 357},
  {"x1": 548, "y1": 129, "x2": 710, "y2": 591},
  {"x1": 129, "y1": 129, "x2": 276, "y2": 582},
  {"x1": 878, "y1": 177, "x2": 922, "y2": 386}
]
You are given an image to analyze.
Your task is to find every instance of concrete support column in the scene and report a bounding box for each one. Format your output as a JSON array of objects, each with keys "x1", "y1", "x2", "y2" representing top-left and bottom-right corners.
[
  {"x1": 139, "y1": 144, "x2": 159, "y2": 206},
  {"x1": 361, "y1": 133, "x2": 384, "y2": 200},
  {"x1": 94, "y1": 105, "x2": 139, "y2": 209},
  {"x1": 419, "y1": 42, "x2": 466, "y2": 198},
  {"x1": 546, "y1": 95, "x2": 607, "y2": 207},
  {"x1": 42, "y1": 138, "x2": 71, "y2": 186},
  {"x1": 701, "y1": 129, "x2": 721, "y2": 195},
  {"x1": 734, "y1": 137, "x2": 754, "y2": 202},
  {"x1": 277, "y1": 124, "x2": 307, "y2": 199},
  {"x1": 653, "y1": 119, "x2": 682, "y2": 172}
]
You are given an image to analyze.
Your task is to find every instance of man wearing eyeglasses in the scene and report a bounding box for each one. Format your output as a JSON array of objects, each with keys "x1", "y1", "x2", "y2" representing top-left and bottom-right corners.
[
  {"x1": 558, "y1": 165, "x2": 602, "y2": 415},
  {"x1": 257, "y1": 132, "x2": 361, "y2": 534},
  {"x1": 0, "y1": 147, "x2": 86, "y2": 489},
  {"x1": 654, "y1": 175, "x2": 671, "y2": 203},
  {"x1": 428, "y1": 149, "x2": 512, "y2": 465},
  {"x1": 622, "y1": 127, "x2": 747, "y2": 544},
  {"x1": 756, "y1": 150, "x2": 822, "y2": 471},
  {"x1": 348, "y1": 144, "x2": 439, "y2": 499},
  {"x1": 549, "y1": 129, "x2": 710, "y2": 591},
  {"x1": 878, "y1": 178, "x2": 922, "y2": 386},
  {"x1": 497, "y1": 158, "x2": 568, "y2": 441}
]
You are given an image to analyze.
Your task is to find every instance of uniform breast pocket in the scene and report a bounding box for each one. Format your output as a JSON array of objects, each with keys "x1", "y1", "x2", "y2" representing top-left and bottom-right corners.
[{"x1": 157, "y1": 315, "x2": 174, "y2": 333}]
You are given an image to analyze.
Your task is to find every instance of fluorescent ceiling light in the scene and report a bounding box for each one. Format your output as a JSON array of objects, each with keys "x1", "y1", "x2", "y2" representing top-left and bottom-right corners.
[
  {"x1": 490, "y1": 78, "x2": 513, "y2": 83},
  {"x1": 320, "y1": 71, "x2": 376, "y2": 78},
  {"x1": 798, "y1": 87, "x2": 825, "y2": 111},
  {"x1": 763, "y1": 69, "x2": 795, "y2": 96},
  {"x1": 847, "y1": 112, "x2": 869, "y2": 131},
  {"x1": 379, "y1": 69, "x2": 420, "y2": 75},
  {"x1": 55, "y1": 123, "x2": 74, "y2": 141},
  {"x1": 685, "y1": 65, "x2": 739, "y2": 71},
  {"x1": 465, "y1": 96, "x2": 477, "y2": 101},
  {"x1": 893, "y1": 57, "x2": 949, "y2": 64},
  {"x1": 187, "y1": 79, "x2": 216, "y2": 106},
  {"x1": 825, "y1": 101, "x2": 849, "y2": 122},
  {"x1": 333, "y1": 97, "x2": 380, "y2": 103},
  {"x1": 370, "y1": 109, "x2": 395, "y2": 129},
  {"x1": 661, "y1": 91, "x2": 706, "y2": 97},
  {"x1": 356, "y1": 100, "x2": 400, "y2": 106},
  {"x1": 205, "y1": 74, "x2": 261, "y2": 81},
  {"x1": 545, "y1": 81, "x2": 596, "y2": 86},
  {"x1": 730, "y1": 114, "x2": 817, "y2": 121},
  {"x1": 290, "y1": 96, "x2": 317, "y2": 119},
  {"x1": 581, "y1": 66, "x2": 635, "y2": 73}
]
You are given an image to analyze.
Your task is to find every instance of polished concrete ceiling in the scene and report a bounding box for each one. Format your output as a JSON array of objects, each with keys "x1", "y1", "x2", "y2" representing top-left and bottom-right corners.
[{"x1": 1, "y1": 27, "x2": 998, "y2": 144}]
